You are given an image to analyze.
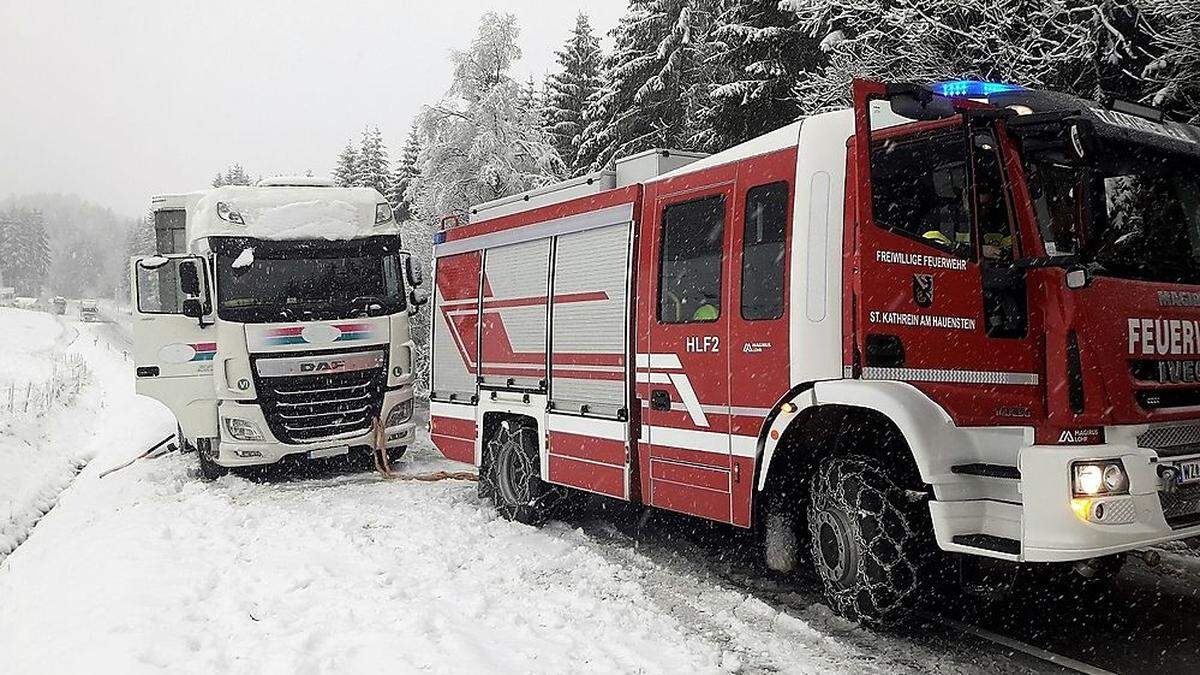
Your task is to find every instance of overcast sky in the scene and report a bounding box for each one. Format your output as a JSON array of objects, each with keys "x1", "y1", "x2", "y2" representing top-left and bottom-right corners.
[{"x1": 0, "y1": 0, "x2": 626, "y2": 218}]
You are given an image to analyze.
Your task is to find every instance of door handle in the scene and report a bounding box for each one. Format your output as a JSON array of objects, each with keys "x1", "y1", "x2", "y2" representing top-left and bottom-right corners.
[{"x1": 650, "y1": 389, "x2": 671, "y2": 411}]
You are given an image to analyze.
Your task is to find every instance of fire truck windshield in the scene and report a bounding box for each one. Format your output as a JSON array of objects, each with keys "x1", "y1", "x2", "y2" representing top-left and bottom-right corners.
[
  {"x1": 211, "y1": 236, "x2": 407, "y2": 323},
  {"x1": 1025, "y1": 142, "x2": 1200, "y2": 286}
]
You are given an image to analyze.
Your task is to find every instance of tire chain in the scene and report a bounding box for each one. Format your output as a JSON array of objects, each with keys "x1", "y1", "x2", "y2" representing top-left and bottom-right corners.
[{"x1": 807, "y1": 455, "x2": 932, "y2": 623}]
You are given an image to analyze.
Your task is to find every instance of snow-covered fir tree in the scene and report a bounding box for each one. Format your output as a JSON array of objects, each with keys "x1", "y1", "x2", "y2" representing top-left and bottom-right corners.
[
  {"x1": 544, "y1": 13, "x2": 604, "y2": 175},
  {"x1": 332, "y1": 141, "x2": 360, "y2": 188},
  {"x1": 578, "y1": 0, "x2": 717, "y2": 172},
  {"x1": 387, "y1": 123, "x2": 422, "y2": 222},
  {"x1": 694, "y1": 0, "x2": 822, "y2": 150},
  {"x1": 412, "y1": 11, "x2": 563, "y2": 220},
  {"x1": 1141, "y1": 0, "x2": 1200, "y2": 123},
  {"x1": 211, "y1": 164, "x2": 253, "y2": 187},
  {"x1": 0, "y1": 207, "x2": 50, "y2": 295},
  {"x1": 355, "y1": 126, "x2": 392, "y2": 196}
]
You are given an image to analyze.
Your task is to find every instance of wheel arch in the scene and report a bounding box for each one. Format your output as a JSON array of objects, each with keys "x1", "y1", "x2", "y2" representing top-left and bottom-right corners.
[{"x1": 755, "y1": 379, "x2": 965, "y2": 495}]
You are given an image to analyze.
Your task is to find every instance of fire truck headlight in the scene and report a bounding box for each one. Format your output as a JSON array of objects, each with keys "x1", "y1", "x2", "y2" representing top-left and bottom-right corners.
[
  {"x1": 1072, "y1": 460, "x2": 1128, "y2": 497},
  {"x1": 385, "y1": 400, "x2": 413, "y2": 427},
  {"x1": 223, "y1": 417, "x2": 264, "y2": 442},
  {"x1": 375, "y1": 202, "x2": 394, "y2": 225}
]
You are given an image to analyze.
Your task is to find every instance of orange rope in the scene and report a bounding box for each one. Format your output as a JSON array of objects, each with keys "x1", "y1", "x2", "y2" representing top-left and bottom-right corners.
[{"x1": 371, "y1": 417, "x2": 478, "y2": 482}]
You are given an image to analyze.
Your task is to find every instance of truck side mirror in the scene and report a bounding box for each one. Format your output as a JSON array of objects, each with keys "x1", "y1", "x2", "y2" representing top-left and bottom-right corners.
[
  {"x1": 409, "y1": 287, "x2": 429, "y2": 312},
  {"x1": 404, "y1": 256, "x2": 424, "y2": 287},
  {"x1": 179, "y1": 260, "x2": 201, "y2": 296},
  {"x1": 182, "y1": 297, "x2": 204, "y2": 318}
]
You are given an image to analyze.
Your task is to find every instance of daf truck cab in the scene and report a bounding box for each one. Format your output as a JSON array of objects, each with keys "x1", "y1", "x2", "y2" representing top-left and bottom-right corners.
[{"x1": 132, "y1": 177, "x2": 428, "y2": 478}]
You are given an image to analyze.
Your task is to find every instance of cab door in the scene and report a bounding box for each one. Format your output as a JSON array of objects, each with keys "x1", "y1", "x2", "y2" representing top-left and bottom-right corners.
[
  {"x1": 131, "y1": 255, "x2": 219, "y2": 439},
  {"x1": 850, "y1": 81, "x2": 1044, "y2": 424},
  {"x1": 640, "y1": 165, "x2": 737, "y2": 523}
]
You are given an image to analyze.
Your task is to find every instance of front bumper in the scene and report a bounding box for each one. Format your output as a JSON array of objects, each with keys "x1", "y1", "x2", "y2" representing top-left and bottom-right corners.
[
  {"x1": 213, "y1": 389, "x2": 415, "y2": 467},
  {"x1": 1020, "y1": 443, "x2": 1200, "y2": 561}
]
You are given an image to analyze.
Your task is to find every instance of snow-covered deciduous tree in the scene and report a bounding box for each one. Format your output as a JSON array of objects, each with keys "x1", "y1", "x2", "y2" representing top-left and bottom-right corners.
[
  {"x1": 579, "y1": 0, "x2": 719, "y2": 172},
  {"x1": 782, "y1": 0, "x2": 1158, "y2": 113},
  {"x1": 544, "y1": 13, "x2": 605, "y2": 175},
  {"x1": 1141, "y1": 0, "x2": 1200, "y2": 123},
  {"x1": 355, "y1": 126, "x2": 392, "y2": 196},
  {"x1": 412, "y1": 11, "x2": 563, "y2": 221},
  {"x1": 387, "y1": 123, "x2": 422, "y2": 222},
  {"x1": 332, "y1": 141, "x2": 360, "y2": 188},
  {"x1": 211, "y1": 164, "x2": 253, "y2": 187},
  {"x1": 693, "y1": 0, "x2": 822, "y2": 150}
]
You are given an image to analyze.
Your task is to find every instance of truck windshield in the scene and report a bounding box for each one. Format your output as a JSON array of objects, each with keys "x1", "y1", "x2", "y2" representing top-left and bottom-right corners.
[
  {"x1": 211, "y1": 237, "x2": 406, "y2": 323},
  {"x1": 1025, "y1": 143, "x2": 1200, "y2": 285}
]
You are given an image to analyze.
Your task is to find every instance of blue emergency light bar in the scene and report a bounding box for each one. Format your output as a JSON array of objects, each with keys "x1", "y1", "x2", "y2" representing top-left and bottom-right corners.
[{"x1": 931, "y1": 80, "x2": 1027, "y2": 98}]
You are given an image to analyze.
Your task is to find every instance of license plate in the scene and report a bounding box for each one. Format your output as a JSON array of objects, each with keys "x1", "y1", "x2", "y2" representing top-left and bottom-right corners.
[
  {"x1": 309, "y1": 445, "x2": 349, "y2": 460},
  {"x1": 1176, "y1": 460, "x2": 1200, "y2": 485}
]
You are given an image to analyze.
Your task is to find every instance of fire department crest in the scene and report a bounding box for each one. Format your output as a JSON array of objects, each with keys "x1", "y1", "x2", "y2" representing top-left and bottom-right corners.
[{"x1": 912, "y1": 274, "x2": 934, "y2": 307}]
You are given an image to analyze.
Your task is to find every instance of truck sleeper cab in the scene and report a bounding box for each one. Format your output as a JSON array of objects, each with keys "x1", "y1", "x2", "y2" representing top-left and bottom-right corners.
[
  {"x1": 132, "y1": 178, "x2": 428, "y2": 478},
  {"x1": 428, "y1": 80, "x2": 1200, "y2": 622}
]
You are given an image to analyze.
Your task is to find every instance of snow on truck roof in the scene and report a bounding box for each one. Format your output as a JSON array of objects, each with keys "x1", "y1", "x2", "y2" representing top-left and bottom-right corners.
[{"x1": 154, "y1": 185, "x2": 398, "y2": 243}]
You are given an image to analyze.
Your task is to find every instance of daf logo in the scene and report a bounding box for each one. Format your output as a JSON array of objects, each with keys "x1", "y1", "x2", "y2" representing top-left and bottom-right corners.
[{"x1": 300, "y1": 360, "x2": 346, "y2": 373}]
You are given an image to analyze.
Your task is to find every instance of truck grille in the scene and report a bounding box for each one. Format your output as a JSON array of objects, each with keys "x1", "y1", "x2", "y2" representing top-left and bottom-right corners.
[
  {"x1": 1159, "y1": 485, "x2": 1200, "y2": 529},
  {"x1": 1139, "y1": 424, "x2": 1200, "y2": 457},
  {"x1": 257, "y1": 365, "x2": 386, "y2": 444}
]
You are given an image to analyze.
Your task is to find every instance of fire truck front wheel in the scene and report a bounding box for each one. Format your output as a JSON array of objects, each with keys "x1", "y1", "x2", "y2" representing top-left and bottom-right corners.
[
  {"x1": 807, "y1": 454, "x2": 932, "y2": 623},
  {"x1": 483, "y1": 421, "x2": 554, "y2": 526}
]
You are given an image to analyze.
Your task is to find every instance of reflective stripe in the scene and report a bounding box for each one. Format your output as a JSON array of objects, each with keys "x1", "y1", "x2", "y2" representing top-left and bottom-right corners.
[
  {"x1": 430, "y1": 401, "x2": 476, "y2": 420},
  {"x1": 642, "y1": 425, "x2": 758, "y2": 458},
  {"x1": 862, "y1": 367, "x2": 1039, "y2": 386},
  {"x1": 547, "y1": 414, "x2": 626, "y2": 441}
]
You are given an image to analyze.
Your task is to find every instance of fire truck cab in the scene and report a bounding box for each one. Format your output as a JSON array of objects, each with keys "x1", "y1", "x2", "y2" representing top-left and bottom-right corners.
[{"x1": 429, "y1": 79, "x2": 1200, "y2": 621}]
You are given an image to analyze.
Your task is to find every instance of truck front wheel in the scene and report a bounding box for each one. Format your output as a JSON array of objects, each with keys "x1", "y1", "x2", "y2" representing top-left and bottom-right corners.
[
  {"x1": 197, "y1": 440, "x2": 228, "y2": 481},
  {"x1": 481, "y1": 421, "x2": 554, "y2": 525},
  {"x1": 807, "y1": 454, "x2": 932, "y2": 623}
]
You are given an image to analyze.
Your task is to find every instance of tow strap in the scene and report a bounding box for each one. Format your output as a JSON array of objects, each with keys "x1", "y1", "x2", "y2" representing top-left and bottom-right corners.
[
  {"x1": 99, "y1": 434, "x2": 177, "y2": 478},
  {"x1": 369, "y1": 417, "x2": 478, "y2": 483}
]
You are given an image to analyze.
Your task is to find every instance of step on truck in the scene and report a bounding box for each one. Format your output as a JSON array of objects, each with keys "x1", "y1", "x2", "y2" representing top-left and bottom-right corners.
[
  {"x1": 428, "y1": 78, "x2": 1200, "y2": 621},
  {"x1": 131, "y1": 177, "x2": 428, "y2": 479}
]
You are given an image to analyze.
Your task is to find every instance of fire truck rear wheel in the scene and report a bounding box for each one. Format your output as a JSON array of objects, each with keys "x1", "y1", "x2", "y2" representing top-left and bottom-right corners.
[
  {"x1": 484, "y1": 421, "x2": 552, "y2": 526},
  {"x1": 807, "y1": 454, "x2": 931, "y2": 623}
]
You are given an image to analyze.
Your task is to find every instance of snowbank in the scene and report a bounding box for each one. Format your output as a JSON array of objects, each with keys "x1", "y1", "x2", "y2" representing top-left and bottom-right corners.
[{"x1": 0, "y1": 308, "x2": 104, "y2": 558}]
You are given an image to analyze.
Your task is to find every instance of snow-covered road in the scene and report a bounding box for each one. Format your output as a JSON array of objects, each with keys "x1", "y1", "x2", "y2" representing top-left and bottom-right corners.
[{"x1": 3, "y1": 314, "x2": 1197, "y2": 673}]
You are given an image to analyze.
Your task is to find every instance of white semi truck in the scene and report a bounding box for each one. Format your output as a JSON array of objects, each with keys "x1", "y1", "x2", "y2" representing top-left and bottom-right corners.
[{"x1": 131, "y1": 177, "x2": 427, "y2": 478}]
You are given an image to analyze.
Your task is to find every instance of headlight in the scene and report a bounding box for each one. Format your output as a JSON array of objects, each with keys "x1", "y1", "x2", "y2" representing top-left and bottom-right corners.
[
  {"x1": 385, "y1": 399, "x2": 413, "y2": 427},
  {"x1": 375, "y1": 202, "x2": 394, "y2": 225},
  {"x1": 215, "y1": 201, "x2": 245, "y2": 225},
  {"x1": 1072, "y1": 460, "x2": 1128, "y2": 497},
  {"x1": 223, "y1": 417, "x2": 263, "y2": 441}
]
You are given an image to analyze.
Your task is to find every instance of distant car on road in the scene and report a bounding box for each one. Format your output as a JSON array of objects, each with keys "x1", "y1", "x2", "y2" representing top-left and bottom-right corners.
[
  {"x1": 52, "y1": 296, "x2": 67, "y2": 315},
  {"x1": 0, "y1": 287, "x2": 14, "y2": 307},
  {"x1": 80, "y1": 299, "x2": 99, "y2": 322}
]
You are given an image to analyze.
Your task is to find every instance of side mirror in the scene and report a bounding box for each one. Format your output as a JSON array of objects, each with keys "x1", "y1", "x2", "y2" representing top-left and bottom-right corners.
[
  {"x1": 182, "y1": 298, "x2": 204, "y2": 318},
  {"x1": 1065, "y1": 268, "x2": 1089, "y2": 289},
  {"x1": 179, "y1": 261, "x2": 201, "y2": 296},
  {"x1": 404, "y1": 256, "x2": 424, "y2": 287},
  {"x1": 409, "y1": 286, "x2": 429, "y2": 310}
]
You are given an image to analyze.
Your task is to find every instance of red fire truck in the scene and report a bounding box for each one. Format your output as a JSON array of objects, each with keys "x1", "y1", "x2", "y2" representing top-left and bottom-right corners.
[{"x1": 429, "y1": 78, "x2": 1200, "y2": 621}]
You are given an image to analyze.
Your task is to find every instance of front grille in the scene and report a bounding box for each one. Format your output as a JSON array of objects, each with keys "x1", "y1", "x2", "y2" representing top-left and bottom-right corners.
[
  {"x1": 257, "y1": 366, "x2": 386, "y2": 444},
  {"x1": 1159, "y1": 485, "x2": 1200, "y2": 529},
  {"x1": 1140, "y1": 424, "x2": 1200, "y2": 457}
]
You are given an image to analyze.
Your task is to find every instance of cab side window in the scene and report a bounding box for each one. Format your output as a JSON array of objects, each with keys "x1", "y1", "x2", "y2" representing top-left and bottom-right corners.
[
  {"x1": 871, "y1": 132, "x2": 972, "y2": 254},
  {"x1": 741, "y1": 182, "x2": 789, "y2": 320},
  {"x1": 658, "y1": 195, "x2": 725, "y2": 324}
]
